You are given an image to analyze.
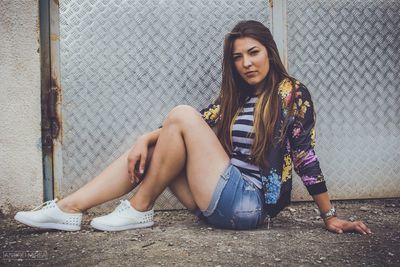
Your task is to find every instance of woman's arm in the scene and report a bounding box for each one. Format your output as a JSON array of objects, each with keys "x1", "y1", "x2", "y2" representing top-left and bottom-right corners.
[
  {"x1": 287, "y1": 82, "x2": 371, "y2": 234},
  {"x1": 312, "y1": 192, "x2": 372, "y2": 235}
]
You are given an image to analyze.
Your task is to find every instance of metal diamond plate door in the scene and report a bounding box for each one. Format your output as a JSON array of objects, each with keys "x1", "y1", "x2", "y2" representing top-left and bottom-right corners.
[
  {"x1": 287, "y1": 0, "x2": 400, "y2": 200},
  {"x1": 53, "y1": 0, "x2": 399, "y2": 211},
  {"x1": 55, "y1": 0, "x2": 271, "y2": 210}
]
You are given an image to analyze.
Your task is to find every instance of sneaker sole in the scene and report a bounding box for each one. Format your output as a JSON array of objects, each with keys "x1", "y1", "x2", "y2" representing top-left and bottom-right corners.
[
  {"x1": 14, "y1": 214, "x2": 81, "y2": 231},
  {"x1": 90, "y1": 220, "x2": 154, "y2": 231}
]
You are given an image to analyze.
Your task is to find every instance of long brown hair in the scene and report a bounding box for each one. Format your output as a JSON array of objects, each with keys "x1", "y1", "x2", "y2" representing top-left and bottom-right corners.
[{"x1": 216, "y1": 20, "x2": 295, "y2": 168}]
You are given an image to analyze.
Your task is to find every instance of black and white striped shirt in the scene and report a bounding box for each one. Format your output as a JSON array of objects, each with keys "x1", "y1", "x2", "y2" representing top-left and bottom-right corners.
[{"x1": 230, "y1": 96, "x2": 262, "y2": 189}]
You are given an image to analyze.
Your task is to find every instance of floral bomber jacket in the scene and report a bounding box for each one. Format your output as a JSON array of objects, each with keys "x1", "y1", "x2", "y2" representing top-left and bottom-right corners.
[{"x1": 199, "y1": 79, "x2": 327, "y2": 217}]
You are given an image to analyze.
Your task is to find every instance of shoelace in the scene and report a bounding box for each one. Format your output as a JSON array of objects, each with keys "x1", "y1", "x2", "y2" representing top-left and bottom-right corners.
[
  {"x1": 31, "y1": 198, "x2": 58, "y2": 211},
  {"x1": 112, "y1": 200, "x2": 129, "y2": 214}
]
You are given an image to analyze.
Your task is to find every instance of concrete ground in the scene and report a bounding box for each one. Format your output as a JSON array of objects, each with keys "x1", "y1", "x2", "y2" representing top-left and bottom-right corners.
[{"x1": 1, "y1": 199, "x2": 399, "y2": 266}]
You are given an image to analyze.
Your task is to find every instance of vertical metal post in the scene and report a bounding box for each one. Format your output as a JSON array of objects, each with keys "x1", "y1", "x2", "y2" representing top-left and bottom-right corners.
[
  {"x1": 39, "y1": 0, "x2": 63, "y2": 201},
  {"x1": 40, "y1": 0, "x2": 53, "y2": 201},
  {"x1": 270, "y1": 0, "x2": 288, "y2": 69},
  {"x1": 49, "y1": 0, "x2": 63, "y2": 200}
]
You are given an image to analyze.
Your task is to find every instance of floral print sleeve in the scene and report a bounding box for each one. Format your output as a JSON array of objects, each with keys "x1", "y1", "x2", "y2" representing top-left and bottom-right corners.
[
  {"x1": 288, "y1": 83, "x2": 327, "y2": 195},
  {"x1": 199, "y1": 103, "x2": 220, "y2": 128}
]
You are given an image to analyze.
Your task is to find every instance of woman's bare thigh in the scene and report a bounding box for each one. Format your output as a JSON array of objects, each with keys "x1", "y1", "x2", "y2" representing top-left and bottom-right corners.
[{"x1": 163, "y1": 105, "x2": 230, "y2": 210}]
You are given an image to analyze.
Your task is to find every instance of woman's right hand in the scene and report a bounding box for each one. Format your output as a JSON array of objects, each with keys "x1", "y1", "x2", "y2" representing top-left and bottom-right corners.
[{"x1": 127, "y1": 135, "x2": 149, "y2": 184}]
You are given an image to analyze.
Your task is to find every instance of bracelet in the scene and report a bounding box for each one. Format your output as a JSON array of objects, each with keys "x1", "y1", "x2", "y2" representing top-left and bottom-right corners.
[{"x1": 320, "y1": 206, "x2": 337, "y2": 219}]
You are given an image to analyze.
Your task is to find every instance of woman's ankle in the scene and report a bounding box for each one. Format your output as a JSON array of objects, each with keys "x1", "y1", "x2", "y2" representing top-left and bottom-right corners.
[
  {"x1": 129, "y1": 198, "x2": 153, "y2": 212},
  {"x1": 57, "y1": 199, "x2": 83, "y2": 214}
]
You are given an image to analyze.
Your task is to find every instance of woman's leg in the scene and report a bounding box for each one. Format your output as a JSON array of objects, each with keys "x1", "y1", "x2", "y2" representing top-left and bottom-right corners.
[
  {"x1": 59, "y1": 104, "x2": 223, "y2": 214},
  {"x1": 130, "y1": 105, "x2": 230, "y2": 212},
  {"x1": 168, "y1": 171, "x2": 198, "y2": 211},
  {"x1": 145, "y1": 146, "x2": 199, "y2": 212},
  {"x1": 57, "y1": 149, "x2": 137, "y2": 213},
  {"x1": 58, "y1": 145, "x2": 198, "y2": 214}
]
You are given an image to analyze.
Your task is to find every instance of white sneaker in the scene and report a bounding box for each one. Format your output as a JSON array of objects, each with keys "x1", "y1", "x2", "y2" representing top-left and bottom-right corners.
[
  {"x1": 14, "y1": 199, "x2": 82, "y2": 231},
  {"x1": 90, "y1": 200, "x2": 154, "y2": 231}
]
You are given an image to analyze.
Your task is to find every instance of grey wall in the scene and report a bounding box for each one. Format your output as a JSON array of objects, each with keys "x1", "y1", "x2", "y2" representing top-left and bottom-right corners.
[{"x1": 0, "y1": 1, "x2": 43, "y2": 214}]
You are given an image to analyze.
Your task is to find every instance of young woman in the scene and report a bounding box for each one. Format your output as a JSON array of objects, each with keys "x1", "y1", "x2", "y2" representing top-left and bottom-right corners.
[{"x1": 15, "y1": 20, "x2": 371, "y2": 234}]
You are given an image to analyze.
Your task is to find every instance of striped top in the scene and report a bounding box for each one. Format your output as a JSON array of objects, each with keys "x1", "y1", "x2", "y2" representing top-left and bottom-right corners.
[{"x1": 230, "y1": 96, "x2": 262, "y2": 189}]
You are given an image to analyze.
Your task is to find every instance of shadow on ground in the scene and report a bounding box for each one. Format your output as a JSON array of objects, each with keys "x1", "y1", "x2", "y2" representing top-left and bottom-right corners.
[{"x1": 1, "y1": 199, "x2": 399, "y2": 266}]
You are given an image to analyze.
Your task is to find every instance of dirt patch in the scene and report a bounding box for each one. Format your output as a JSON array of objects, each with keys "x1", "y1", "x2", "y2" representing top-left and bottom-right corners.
[{"x1": 1, "y1": 199, "x2": 399, "y2": 266}]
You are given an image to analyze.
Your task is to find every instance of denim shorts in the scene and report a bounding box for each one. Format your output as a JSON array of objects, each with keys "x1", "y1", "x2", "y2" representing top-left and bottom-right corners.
[{"x1": 201, "y1": 164, "x2": 266, "y2": 230}]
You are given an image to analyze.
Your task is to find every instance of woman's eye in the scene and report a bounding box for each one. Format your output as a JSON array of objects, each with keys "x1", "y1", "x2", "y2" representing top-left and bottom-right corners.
[
  {"x1": 233, "y1": 56, "x2": 241, "y2": 61},
  {"x1": 250, "y1": 50, "x2": 259, "y2": 56}
]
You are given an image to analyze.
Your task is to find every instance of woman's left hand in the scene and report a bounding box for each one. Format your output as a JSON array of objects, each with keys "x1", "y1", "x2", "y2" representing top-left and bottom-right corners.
[{"x1": 324, "y1": 217, "x2": 372, "y2": 235}]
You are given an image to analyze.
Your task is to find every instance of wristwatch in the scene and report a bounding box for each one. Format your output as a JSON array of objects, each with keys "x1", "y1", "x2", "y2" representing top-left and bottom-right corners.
[{"x1": 320, "y1": 206, "x2": 337, "y2": 219}]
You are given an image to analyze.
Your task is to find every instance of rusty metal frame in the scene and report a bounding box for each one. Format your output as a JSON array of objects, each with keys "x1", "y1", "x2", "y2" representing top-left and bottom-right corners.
[
  {"x1": 49, "y1": 0, "x2": 63, "y2": 200},
  {"x1": 40, "y1": 0, "x2": 63, "y2": 201},
  {"x1": 40, "y1": 0, "x2": 53, "y2": 201}
]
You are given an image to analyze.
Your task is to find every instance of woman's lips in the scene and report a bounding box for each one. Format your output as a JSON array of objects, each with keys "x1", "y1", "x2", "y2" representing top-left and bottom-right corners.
[{"x1": 245, "y1": 71, "x2": 257, "y2": 78}]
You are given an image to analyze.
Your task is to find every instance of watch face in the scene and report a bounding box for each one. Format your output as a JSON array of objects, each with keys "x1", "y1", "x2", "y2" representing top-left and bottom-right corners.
[{"x1": 321, "y1": 207, "x2": 336, "y2": 218}]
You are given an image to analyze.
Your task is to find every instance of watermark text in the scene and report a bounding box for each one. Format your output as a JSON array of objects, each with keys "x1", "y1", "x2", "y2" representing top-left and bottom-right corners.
[{"x1": 3, "y1": 251, "x2": 48, "y2": 260}]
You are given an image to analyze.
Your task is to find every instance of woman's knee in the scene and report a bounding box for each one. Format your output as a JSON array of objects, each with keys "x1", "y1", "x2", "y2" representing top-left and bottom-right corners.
[{"x1": 163, "y1": 105, "x2": 199, "y2": 126}]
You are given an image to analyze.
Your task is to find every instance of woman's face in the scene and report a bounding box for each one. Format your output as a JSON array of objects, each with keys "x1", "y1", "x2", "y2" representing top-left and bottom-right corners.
[{"x1": 232, "y1": 37, "x2": 270, "y2": 91}]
